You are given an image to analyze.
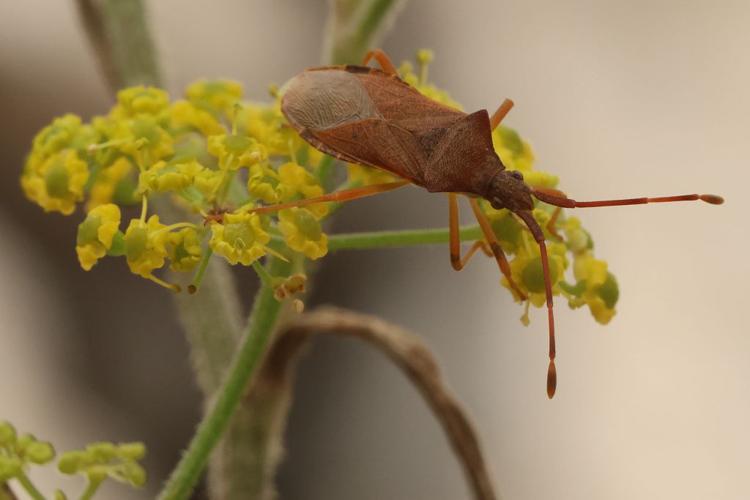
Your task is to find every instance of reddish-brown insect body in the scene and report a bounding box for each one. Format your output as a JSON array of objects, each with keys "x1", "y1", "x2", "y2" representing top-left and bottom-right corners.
[
  {"x1": 282, "y1": 65, "x2": 532, "y2": 211},
  {"x1": 275, "y1": 50, "x2": 724, "y2": 398}
]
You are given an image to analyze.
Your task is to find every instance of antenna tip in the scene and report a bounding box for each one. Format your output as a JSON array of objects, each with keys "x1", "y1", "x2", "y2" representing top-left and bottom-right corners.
[
  {"x1": 187, "y1": 284, "x2": 198, "y2": 295},
  {"x1": 700, "y1": 194, "x2": 724, "y2": 205},
  {"x1": 546, "y1": 360, "x2": 557, "y2": 399}
]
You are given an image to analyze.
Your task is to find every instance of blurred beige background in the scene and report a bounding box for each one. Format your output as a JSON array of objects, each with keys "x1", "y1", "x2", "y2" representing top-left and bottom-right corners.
[{"x1": 1, "y1": 1, "x2": 748, "y2": 499}]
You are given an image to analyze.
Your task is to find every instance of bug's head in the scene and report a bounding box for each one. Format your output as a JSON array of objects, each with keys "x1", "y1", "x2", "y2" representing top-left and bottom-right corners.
[{"x1": 487, "y1": 170, "x2": 534, "y2": 212}]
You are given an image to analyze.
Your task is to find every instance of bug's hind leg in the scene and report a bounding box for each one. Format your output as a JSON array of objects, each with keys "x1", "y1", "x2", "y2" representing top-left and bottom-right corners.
[
  {"x1": 490, "y1": 99, "x2": 515, "y2": 131},
  {"x1": 448, "y1": 193, "x2": 493, "y2": 270},
  {"x1": 246, "y1": 180, "x2": 410, "y2": 215},
  {"x1": 362, "y1": 49, "x2": 399, "y2": 75}
]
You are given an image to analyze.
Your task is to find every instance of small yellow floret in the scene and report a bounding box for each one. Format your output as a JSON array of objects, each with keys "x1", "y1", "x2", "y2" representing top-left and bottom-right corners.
[
  {"x1": 124, "y1": 215, "x2": 169, "y2": 278},
  {"x1": 209, "y1": 212, "x2": 270, "y2": 265},
  {"x1": 207, "y1": 134, "x2": 268, "y2": 169},
  {"x1": 168, "y1": 228, "x2": 202, "y2": 272},
  {"x1": 278, "y1": 208, "x2": 328, "y2": 260},
  {"x1": 21, "y1": 150, "x2": 89, "y2": 215},
  {"x1": 76, "y1": 204, "x2": 121, "y2": 271},
  {"x1": 87, "y1": 157, "x2": 135, "y2": 210},
  {"x1": 111, "y1": 86, "x2": 170, "y2": 118},
  {"x1": 186, "y1": 80, "x2": 243, "y2": 115}
]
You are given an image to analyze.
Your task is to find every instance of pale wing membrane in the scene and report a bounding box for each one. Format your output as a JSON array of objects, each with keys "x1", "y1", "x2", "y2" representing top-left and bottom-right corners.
[{"x1": 282, "y1": 70, "x2": 380, "y2": 130}]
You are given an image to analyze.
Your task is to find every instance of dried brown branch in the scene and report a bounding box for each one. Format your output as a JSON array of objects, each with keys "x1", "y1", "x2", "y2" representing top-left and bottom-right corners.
[
  {"x1": 251, "y1": 306, "x2": 498, "y2": 500},
  {"x1": 0, "y1": 483, "x2": 19, "y2": 500}
]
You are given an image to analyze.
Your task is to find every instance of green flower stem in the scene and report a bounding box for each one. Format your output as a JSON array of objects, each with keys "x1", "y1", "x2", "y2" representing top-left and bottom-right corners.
[
  {"x1": 327, "y1": 0, "x2": 403, "y2": 65},
  {"x1": 79, "y1": 478, "x2": 104, "y2": 500},
  {"x1": 15, "y1": 473, "x2": 44, "y2": 500},
  {"x1": 188, "y1": 248, "x2": 213, "y2": 293},
  {"x1": 355, "y1": 0, "x2": 399, "y2": 49},
  {"x1": 157, "y1": 257, "x2": 290, "y2": 500},
  {"x1": 321, "y1": 225, "x2": 483, "y2": 251}
]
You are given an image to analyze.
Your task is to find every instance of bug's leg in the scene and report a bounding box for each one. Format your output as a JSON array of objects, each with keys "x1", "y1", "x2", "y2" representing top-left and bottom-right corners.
[
  {"x1": 362, "y1": 49, "x2": 399, "y2": 76},
  {"x1": 248, "y1": 180, "x2": 411, "y2": 215},
  {"x1": 546, "y1": 206, "x2": 564, "y2": 241},
  {"x1": 515, "y1": 210, "x2": 557, "y2": 399},
  {"x1": 448, "y1": 193, "x2": 493, "y2": 270},
  {"x1": 467, "y1": 197, "x2": 527, "y2": 301},
  {"x1": 490, "y1": 99, "x2": 515, "y2": 131}
]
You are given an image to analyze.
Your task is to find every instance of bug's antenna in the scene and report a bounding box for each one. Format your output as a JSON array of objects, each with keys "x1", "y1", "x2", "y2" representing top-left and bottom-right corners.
[
  {"x1": 515, "y1": 210, "x2": 557, "y2": 399},
  {"x1": 532, "y1": 187, "x2": 724, "y2": 208}
]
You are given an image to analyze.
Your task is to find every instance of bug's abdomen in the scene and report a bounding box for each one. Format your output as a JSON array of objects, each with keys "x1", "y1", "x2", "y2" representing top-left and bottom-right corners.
[{"x1": 282, "y1": 70, "x2": 380, "y2": 131}]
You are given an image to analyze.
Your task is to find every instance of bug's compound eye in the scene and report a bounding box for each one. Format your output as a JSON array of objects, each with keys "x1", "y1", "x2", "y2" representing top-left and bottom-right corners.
[{"x1": 510, "y1": 170, "x2": 524, "y2": 181}]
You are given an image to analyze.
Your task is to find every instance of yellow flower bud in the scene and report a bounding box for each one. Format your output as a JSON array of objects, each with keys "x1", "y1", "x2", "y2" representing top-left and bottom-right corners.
[
  {"x1": 207, "y1": 134, "x2": 268, "y2": 169},
  {"x1": 186, "y1": 80, "x2": 243, "y2": 115},
  {"x1": 209, "y1": 212, "x2": 270, "y2": 265},
  {"x1": 168, "y1": 228, "x2": 202, "y2": 272},
  {"x1": 111, "y1": 86, "x2": 170, "y2": 119},
  {"x1": 76, "y1": 204, "x2": 121, "y2": 271},
  {"x1": 124, "y1": 216, "x2": 169, "y2": 278},
  {"x1": 87, "y1": 157, "x2": 136, "y2": 210},
  {"x1": 278, "y1": 208, "x2": 328, "y2": 260},
  {"x1": 21, "y1": 150, "x2": 89, "y2": 215},
  {"x1": 168, "y1": 100, "x2": 224, "y2": 136}
]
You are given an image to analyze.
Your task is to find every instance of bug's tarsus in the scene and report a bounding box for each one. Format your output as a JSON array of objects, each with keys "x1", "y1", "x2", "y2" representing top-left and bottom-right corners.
[
  {"x1": 362, "y1": 49, "x2": 399, "y2": 76},
  {"x1": 490, "y1": 99, "x2": 515, "y2": 131},
  {"x1": 546, "y1": 206, "x2": 564, "y2": 241}
]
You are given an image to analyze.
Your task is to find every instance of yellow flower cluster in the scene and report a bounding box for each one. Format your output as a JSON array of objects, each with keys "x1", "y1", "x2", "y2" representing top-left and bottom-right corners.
[
  {"x1": 21, "y1": 82, "x2": 332, "y2": 295},
  {"x1": 21, "y1": 52, "x2": 618, "y2": 324}
]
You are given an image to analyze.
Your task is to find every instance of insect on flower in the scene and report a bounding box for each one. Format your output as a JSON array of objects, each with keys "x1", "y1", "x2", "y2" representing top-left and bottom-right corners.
[{"x1": 250, "y1": 49, "x2": 724, "y2": 398}]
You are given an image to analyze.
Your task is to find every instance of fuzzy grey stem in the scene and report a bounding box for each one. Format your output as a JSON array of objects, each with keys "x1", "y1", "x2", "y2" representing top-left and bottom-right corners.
[{"x1": 171, "y1": 261, "x2": 243, "y2": 396}]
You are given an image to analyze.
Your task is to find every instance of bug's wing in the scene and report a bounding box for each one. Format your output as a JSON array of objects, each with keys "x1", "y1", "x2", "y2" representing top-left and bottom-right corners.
[
  {"x1": 306, "y1": 118, "x2": 428, "y2": 184},
  {"x1": 352, "y1": 69, "x2": 465, "y2": 132}
]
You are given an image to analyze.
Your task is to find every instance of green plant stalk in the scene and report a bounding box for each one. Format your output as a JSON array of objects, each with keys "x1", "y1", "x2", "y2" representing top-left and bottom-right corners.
[
  {"x1": 355, "y1": 0, "x2": 399, "y2": 49},
  {"x1": 326, "y1": 225, "x2": 483, "y2": 250},
  {"x1": 157, "y1": 258, "x2": 289, "y2": 500},
  {"x1": 14, "y1": 473, "x2": 44, "y2": 500},
  {"x1": 326, "y1": 0, "x2": 403, "y2": 65},
  {"x1": 79, "y1": 477, "x2": 104, "y2": 500}
]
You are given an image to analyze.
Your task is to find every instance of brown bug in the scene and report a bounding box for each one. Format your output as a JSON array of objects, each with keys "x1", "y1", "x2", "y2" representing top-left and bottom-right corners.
[{"x1": 252, "y1": 49, "x2": 723, "y2": 398}]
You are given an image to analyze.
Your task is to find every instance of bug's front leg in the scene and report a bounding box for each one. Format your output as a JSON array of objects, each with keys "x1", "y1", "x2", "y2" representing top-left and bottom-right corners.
[
  {"x1": 362, "y1": 49, "x2": 399, "y2": 75},
  {"x1": 448, "y1": 193, "x2": 493, "y2": 270},
  {"x1": 449, "y1": 194, "x2": 527, "y2": 301}
]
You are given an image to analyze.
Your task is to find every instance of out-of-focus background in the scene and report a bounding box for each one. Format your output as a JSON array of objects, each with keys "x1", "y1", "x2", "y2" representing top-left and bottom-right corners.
[{"x1": 1, "y1": 1, "x2": 748, "y2": 499}]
